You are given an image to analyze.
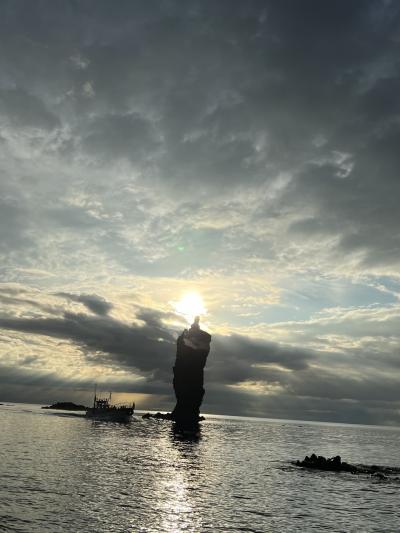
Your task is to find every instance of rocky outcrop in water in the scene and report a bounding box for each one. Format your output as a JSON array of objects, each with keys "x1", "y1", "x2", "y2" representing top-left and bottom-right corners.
[
  {"x1": 142, "y1": 412, "x2": 205, "y2": 421},
  {"x1": 42, "y1": 402, "x2": 88, "y2": 411},
  {"x1": 294, "y1": 454, "x2": 400, "y2": 481},
  {"x1": 143, "y1": 317, "x2": 211, "y2": 429},
  {"x1": 171, "y1": 317, "x2": 211, "y2": 427},
  {"x1": 295, "y1": 454, "x2": 357, "y2": 473}
]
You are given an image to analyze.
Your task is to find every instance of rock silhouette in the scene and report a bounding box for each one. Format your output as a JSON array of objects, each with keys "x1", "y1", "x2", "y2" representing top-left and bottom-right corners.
[
  {"x1": 143, "y1": 316, "x2": 211, "y2": 429},
  {"x1": 294, "y1": 454, "x2": 400, "y2": 481},
  {"x1": 142, "y1": 411, "x2": 205, "y2": 421},
  {"x1": 295, "y1": 454, "x2": 357, "y2": 473},
  {"x1": 171, "y1": 316, "x2": 211, "y2": 427},
  {"x1": 42, "y1": 402, "x2": 88, "y2": 411}
]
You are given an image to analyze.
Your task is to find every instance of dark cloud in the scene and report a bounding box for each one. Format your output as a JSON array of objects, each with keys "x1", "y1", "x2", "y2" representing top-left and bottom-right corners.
[
  {"x1": 0, "y1": 363, "x2": 146, "y2": 406},
  {"x1": 283, "y1": 153, "x2": 400, "y2": 268},
  {"x1": 0, "y1": 292, "x2": 55, "y2": 314},
  {"x1": 0, "y1": 310, "x2": 175, "y2": 379},
  {"x1": 0, "y1": 305, "x2": 313, "y2": 386},
  {"x1": 0, "y1": 199, "x2": 31, "y2": 252},
  {"x1": 82, "y1": 113, "x2": 160, "y2": 163},
  {"x1": 208, "y1": 334, "x2": 313, "y2": 387},
  {"x1": 203, "y1": 384, "x2": 400, "y2": 426},
  {"x1": 1, "y1": 1, "x2": 399, "y2": 244},
  {"x1": 57, "y1": 293, "x2": 113, "y2": 316},
  {"x1": 0, "y1": 88, "x2": 59, "y2": 130}
]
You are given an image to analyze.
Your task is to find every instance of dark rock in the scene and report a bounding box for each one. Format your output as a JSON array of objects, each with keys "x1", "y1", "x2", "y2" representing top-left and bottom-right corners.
[
  {"x1": 142, "y1": 412, "x2": 173, "y2": 420},
  {"x1": 295, "y1": 453, "x2": 358, "y2": 473},
  {"x1": 142, "y1": 411, "x2": 205, "y2": 421},
  {"x1": 171, "y1": 316, "x2": 211, "y2": 428},
  {"x1": 294, "y1": 455, "x2": 400, "y2": 481},
  {"x1": 142, "y1": 316, "x2": 211, "y2": 430},
  {"x1": 42, "y1": 402, "x2": 88, "y2": 411}
]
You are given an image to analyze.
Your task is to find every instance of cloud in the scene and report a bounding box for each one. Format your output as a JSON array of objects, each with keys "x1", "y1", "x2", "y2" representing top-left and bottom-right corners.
[
  {"x1": 0, "y1": 308, "x2": 175, "y2": 378},
  {"x1": 56, "y1": 293, "x2": 113, "y2": 316},
  {"x1": 0, "y1": 88, "x2": 59, "y2": 130},
  {"x1": 82, "y1": 113, "x2": 160, "y2": 163},
  {"x1": 0, "y1": 198, "x2": 31, "y2": 251},
  {"x1": 0, "y1": 300, "x2": 313, "y2": 389}
]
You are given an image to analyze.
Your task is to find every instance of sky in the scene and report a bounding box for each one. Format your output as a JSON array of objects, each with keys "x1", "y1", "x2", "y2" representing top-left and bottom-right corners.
[{"x1": 1, "y1": 0, "x2": 400, "y2": 425}]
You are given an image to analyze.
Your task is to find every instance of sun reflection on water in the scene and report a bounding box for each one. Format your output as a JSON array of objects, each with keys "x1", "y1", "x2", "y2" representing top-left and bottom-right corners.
[
  {"x1": 156, "y1": 429, "x2": 204, "y2": 532},
  {"x1": 160, "y1": 471, "x2": 197, "y2": 532}
]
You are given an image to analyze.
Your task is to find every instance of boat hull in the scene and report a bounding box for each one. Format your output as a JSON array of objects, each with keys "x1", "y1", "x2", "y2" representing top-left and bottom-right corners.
[{"x1": 85, "y1": 408, "x2": 133, "y2": 422}]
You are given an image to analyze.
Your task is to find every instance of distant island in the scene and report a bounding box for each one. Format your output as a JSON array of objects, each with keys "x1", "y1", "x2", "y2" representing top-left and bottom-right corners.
[{"x1": 42, "y1": 402, "x2": 88, "y2": 411}]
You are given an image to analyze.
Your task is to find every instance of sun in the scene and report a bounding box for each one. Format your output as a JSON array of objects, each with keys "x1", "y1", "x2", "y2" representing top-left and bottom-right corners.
[{"x1": 174, "y1": 292, "x2": 207, "y2": 322}]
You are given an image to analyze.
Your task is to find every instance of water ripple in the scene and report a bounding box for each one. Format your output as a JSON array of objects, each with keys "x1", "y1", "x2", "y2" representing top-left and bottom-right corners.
[{"x1": 1, "y1": 404, "x2": 400, "y2": 532}]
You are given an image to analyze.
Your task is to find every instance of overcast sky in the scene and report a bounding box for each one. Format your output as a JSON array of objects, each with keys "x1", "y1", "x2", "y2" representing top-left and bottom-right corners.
[{"x1": 1, "y1": 0, "x2": 400, "y2": 425}]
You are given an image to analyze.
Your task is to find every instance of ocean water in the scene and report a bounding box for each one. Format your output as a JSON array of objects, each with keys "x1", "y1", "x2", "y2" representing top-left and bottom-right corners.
[{"x1": 1, "y1": 404, "x2": 400, "y2": 532}]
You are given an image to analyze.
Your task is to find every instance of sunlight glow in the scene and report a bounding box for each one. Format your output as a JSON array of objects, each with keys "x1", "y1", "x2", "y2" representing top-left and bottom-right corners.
[{"x1": 174, "y1": 292, "x2": 207, "y2": 322}]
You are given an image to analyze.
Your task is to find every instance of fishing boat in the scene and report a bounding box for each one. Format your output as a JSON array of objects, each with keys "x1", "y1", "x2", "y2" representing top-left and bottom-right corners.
[{"x1": 85, "y1": 391, "x2": 135, "y2": 422}]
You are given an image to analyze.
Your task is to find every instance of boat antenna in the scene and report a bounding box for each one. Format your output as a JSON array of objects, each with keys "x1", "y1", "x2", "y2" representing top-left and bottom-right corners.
[{"x1": 93, "y1": 383, "x2": 97, "y2": 409}]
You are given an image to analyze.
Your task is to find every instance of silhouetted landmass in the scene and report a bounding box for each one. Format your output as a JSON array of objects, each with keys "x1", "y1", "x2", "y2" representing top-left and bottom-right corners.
[
  {"x1": 143, "y1": 317, "x2": 211, "y2": 430},
  {"x1": 42, "y1": 402, "x2": 88, "y2": 411}
]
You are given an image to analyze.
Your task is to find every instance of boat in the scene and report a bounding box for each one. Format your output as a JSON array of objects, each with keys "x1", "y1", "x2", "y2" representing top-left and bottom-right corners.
[{"x1": 85, "y1": 391, "x2": 135, "y2": 422}]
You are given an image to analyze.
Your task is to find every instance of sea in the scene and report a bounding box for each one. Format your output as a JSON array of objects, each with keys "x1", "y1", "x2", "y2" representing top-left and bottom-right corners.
[{"x1": 1, "y1": 403, "x2": 400, "y2": 532}]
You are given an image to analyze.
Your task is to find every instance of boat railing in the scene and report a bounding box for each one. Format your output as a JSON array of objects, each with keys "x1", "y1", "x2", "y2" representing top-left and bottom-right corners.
[{"x1": 92, "y1": 400, "x2": 135, "y2": 410}]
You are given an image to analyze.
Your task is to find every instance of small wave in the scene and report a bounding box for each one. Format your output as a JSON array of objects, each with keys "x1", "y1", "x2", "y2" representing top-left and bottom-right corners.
[
  {"x1": 241, "y1": 510, "x2": 273, "y2": 518},
  {"x1": 232, "y1": 528, "x2": 265, "y2": 533}
]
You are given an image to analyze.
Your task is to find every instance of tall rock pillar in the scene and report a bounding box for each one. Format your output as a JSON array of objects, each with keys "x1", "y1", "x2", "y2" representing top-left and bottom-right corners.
[{"x1": 171, "y1": 316, "x2": 211, "y2": 427}]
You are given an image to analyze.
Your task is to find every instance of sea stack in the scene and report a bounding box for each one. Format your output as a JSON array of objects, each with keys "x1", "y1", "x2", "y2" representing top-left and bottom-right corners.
[{"x1": 171, "y1": 316, "x2": 211, "y2": 427}]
